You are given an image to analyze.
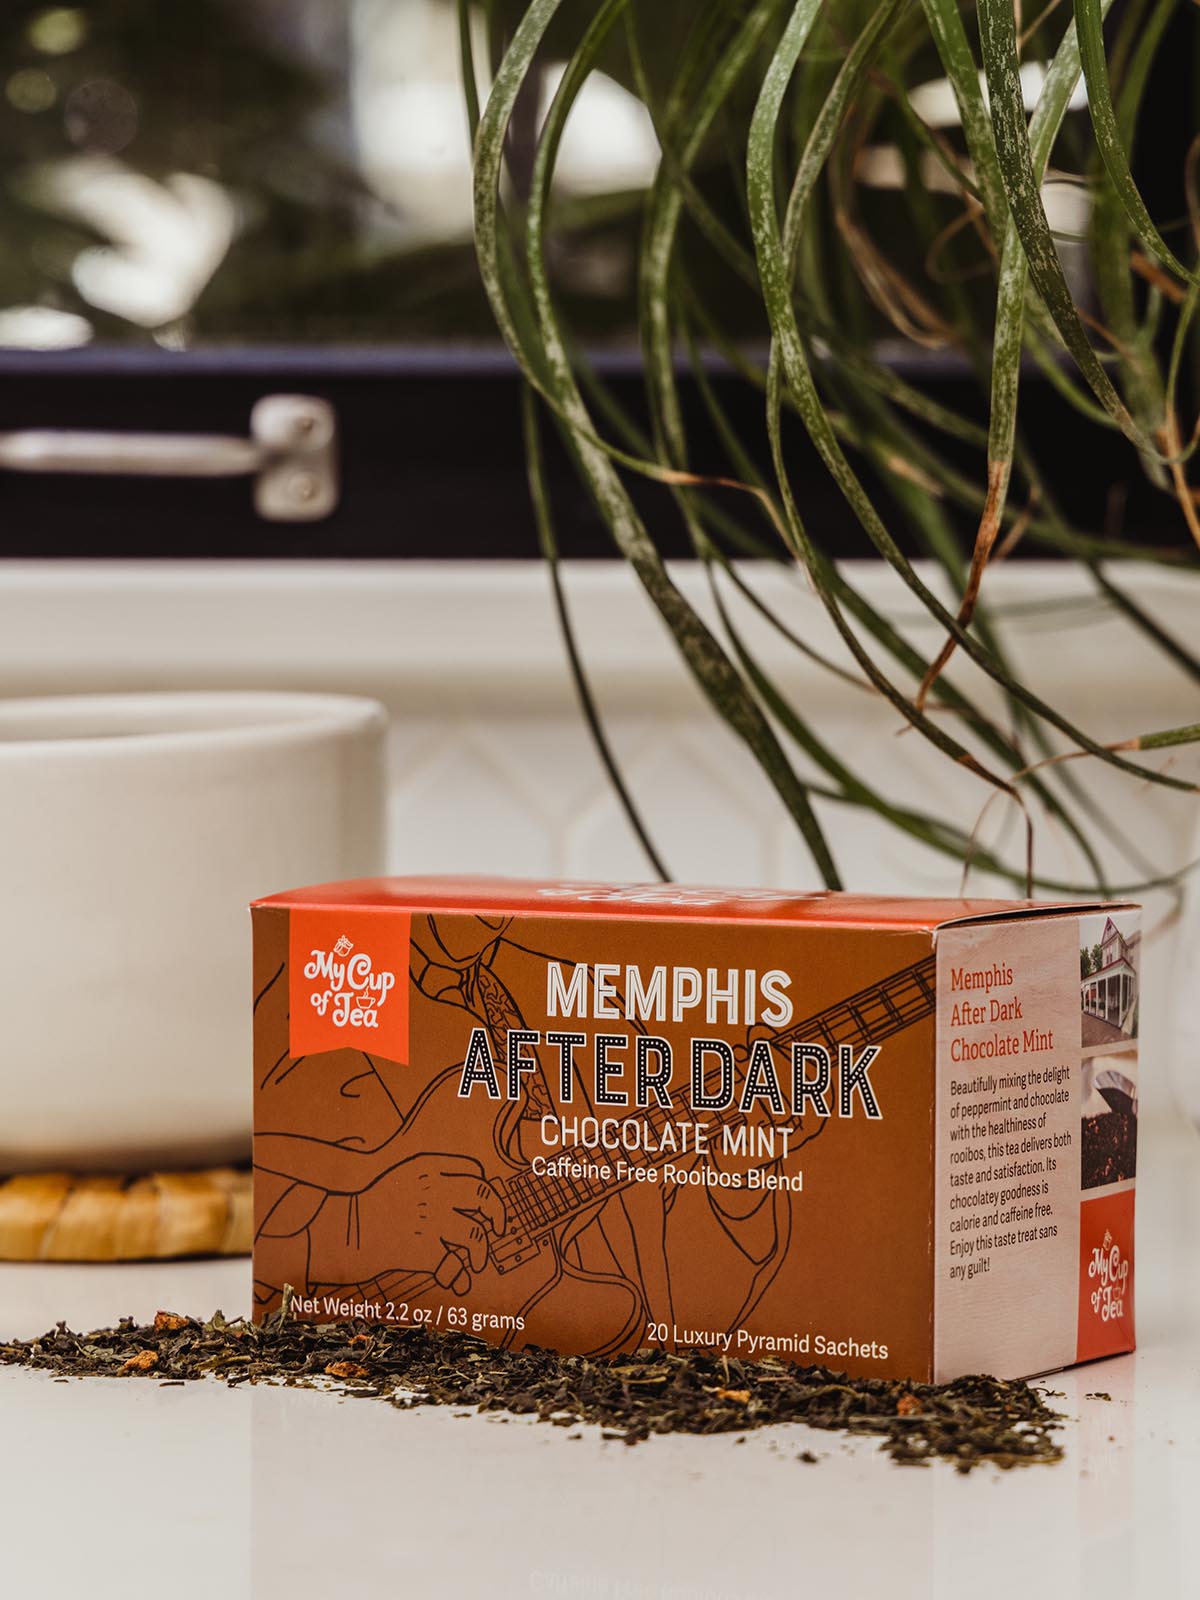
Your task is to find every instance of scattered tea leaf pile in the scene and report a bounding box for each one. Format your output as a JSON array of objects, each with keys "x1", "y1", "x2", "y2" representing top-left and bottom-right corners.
[{"x1": 0, "y1": 1304, "x2": 1064, "y2": 1473}]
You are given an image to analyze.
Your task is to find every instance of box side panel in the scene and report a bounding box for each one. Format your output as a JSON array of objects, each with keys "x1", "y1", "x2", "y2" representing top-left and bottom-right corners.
[
  {"x1": 1075, "y1": 907, "x2": 1139, "y2": 1363},
  {"x1": 252, "y1": 907, "x2": 937, "y2": 1380},
  {"x1": 933, "y1": 911, "x2": 1137, "y2": 1380}
]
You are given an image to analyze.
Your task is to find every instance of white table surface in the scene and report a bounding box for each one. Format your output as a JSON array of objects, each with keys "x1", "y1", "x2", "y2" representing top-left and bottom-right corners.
[{"x1": 3, "y1": 1121, "x2": 1198, "y2": 1600}]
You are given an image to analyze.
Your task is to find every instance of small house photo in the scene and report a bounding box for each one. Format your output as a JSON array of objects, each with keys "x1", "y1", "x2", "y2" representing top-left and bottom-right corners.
[{"x1": 1079, "y1": 911, "x2": 1140, "y2": 1047}]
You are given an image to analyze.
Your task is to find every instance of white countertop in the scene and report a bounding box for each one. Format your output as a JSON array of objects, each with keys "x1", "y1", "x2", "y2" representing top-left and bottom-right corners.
[{"x1": 3, "y1": 1122, "x2": 1198, "y2": 1600}]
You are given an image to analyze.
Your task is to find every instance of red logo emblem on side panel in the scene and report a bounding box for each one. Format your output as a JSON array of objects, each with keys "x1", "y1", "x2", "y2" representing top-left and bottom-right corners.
[{"x1": 1077, "y1": 1189, "x2": 1135, "y2": 1364}]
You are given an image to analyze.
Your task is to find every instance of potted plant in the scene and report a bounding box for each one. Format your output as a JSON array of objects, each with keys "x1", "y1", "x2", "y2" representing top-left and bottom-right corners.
[{"x1": 466, "y1": 0, "x2": 1198, "y2": 914}]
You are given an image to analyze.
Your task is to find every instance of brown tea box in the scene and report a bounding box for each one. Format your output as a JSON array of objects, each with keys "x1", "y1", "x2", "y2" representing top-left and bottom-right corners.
[{"x1": 251, "y1": 877, "x2": 1139, "y2": 1382}]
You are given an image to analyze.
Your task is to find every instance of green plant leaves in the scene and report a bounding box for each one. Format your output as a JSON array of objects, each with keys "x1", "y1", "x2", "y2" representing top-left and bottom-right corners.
[
  {"x1": 468, "y1": 0, "x2": 1200, "y2": 894},
  {"x1": 976, "y1": 0, "x2": 1156, "y2": 453},
  {"x1": 1074, "y1": 0, "x2": 1195, "y2": 287},
  {"x1": 474, "y1": 0, "x2": 843, "y2": 885}
]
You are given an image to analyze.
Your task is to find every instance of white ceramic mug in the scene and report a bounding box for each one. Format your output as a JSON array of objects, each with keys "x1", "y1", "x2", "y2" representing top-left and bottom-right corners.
[{"x1": 0, "y1": 692, "x2": 388, "y2": 1171}]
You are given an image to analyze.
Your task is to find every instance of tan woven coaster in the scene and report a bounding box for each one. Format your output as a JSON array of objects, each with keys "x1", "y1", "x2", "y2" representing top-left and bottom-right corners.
[{"x1": 0, "y1": 1168, "x2": 251, "y2": 1262}]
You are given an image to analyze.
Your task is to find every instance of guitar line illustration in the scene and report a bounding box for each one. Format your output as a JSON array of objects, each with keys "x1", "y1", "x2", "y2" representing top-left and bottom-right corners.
[
  {"x1": 484, "y1": 952, "x2": 938, "y2": 1275},
  {"x1": 357, "y1": 952, "x2": 938, "y2": 1348}
]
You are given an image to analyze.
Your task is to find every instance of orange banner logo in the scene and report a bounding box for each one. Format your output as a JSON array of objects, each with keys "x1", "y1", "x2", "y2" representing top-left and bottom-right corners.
[{"x1": 289, "y1": 908, "x2": 410, "y2": 1062}]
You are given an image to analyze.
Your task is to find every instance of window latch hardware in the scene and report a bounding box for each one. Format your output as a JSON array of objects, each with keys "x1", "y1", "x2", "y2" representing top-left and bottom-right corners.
[{"x1": 0, "y1": 394, "x2": 338, "y2": 521}]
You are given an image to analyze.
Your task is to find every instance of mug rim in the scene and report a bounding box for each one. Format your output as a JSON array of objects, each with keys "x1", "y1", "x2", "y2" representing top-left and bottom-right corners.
[{"x1": 0, "y1": 690, "x2": 388, "y2": 757}]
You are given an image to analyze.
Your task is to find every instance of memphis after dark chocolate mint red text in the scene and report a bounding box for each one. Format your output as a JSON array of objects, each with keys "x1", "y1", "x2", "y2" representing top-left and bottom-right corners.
[{"x1": 455, "y1": 959, "x2": 884, "y2": 1163}]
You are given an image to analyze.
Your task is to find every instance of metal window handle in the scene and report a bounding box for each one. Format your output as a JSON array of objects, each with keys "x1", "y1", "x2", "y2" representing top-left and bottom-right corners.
[{"x1": 0, "y1": 393, "x2": 338, "y2": 521}]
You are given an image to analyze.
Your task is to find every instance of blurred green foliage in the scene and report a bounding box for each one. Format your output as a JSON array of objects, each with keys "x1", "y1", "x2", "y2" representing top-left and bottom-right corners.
[{"x1": 0, "y1": 0, "x2": 702, "y2": 341}]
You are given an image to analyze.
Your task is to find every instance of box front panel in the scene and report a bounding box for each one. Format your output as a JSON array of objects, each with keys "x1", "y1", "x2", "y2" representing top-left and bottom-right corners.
[{"x1": 253, "y1": 907, "x2": 936, "y2": 1379}]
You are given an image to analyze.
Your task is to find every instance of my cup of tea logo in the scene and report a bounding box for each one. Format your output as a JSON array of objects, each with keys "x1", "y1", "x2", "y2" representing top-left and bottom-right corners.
[
  {"x1": 304, "y1": 936, "x2": 397, "y2": 1029},
  {"x1": 1088, "y1": 1227, "x2": 1130, "y2": 1324},
  {"x1": 1076, "y1": 1189, "x2": 1134, "y2": 1362},
  {"x1": 288, "y1": 908, "x2": 411, "y2": 1060}
]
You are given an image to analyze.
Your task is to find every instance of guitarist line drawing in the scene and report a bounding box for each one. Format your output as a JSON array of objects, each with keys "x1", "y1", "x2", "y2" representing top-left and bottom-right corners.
[{"x1": 254, "y1": 913, "x2": 937, "y2": 1357}]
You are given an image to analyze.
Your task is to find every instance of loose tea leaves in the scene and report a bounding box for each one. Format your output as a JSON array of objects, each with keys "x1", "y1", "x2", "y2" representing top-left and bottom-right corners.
[{"x1": 0, "y1": 1302, "x2": 1065, "y2": 1473}]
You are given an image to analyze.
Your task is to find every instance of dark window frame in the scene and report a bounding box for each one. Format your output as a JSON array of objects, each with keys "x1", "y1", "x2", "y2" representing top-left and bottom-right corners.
[{"x1": 0, "y1": 343, "x2": 1189, "y2": 560}]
